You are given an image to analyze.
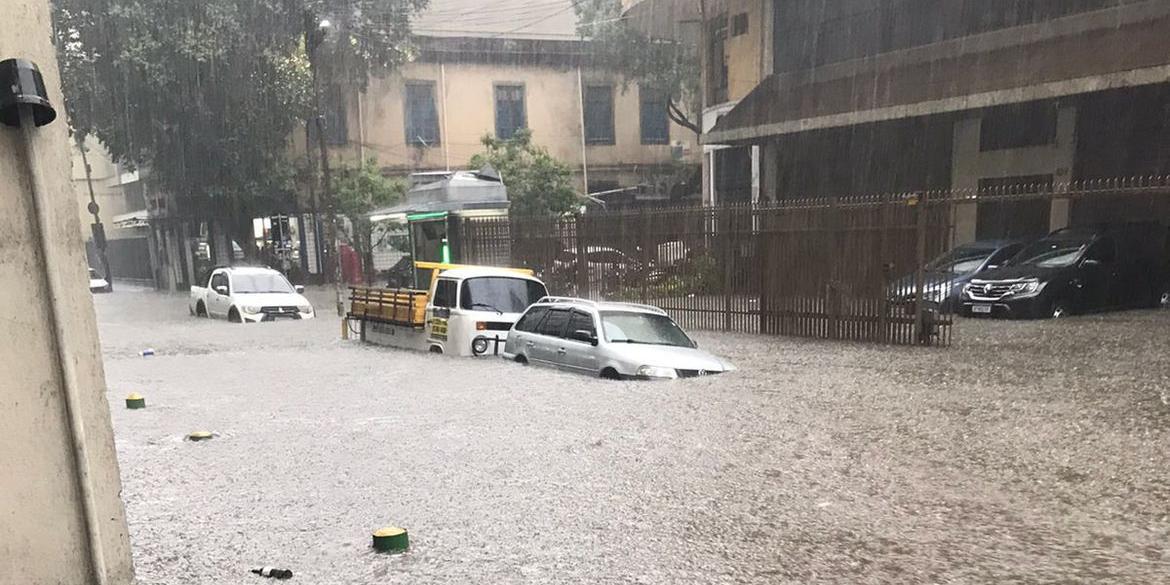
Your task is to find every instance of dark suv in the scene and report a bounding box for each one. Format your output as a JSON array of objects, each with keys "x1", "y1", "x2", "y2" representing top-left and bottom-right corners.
[{"x1": 960, "y1": 223, "x2": 1169, "y2": 319}]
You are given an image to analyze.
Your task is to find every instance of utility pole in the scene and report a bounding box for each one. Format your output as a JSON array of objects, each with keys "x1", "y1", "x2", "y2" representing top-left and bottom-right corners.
[
  {"x1": 77, "y1": 136, "x2": 113, "y2": 291},
  {"x1": 305, "y1": 11, "x2": 345, "y2": 317}
]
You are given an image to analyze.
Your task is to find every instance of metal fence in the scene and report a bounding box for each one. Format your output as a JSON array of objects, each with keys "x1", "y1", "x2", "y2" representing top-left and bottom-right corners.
[
  {"x1": 459, "y1": 195, "x2": 955, "y2": 346},
  {"x1": 457, "y1": 178, "x2": 1170, "y2": 347}
]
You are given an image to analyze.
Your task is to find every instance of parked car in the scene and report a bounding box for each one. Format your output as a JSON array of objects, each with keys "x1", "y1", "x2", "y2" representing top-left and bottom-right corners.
[
  {"x1": 502, "y1": 297, "x2": 735, "y2": 379},
  {"x1": 189, "y1": 266, "x2": 314, "y2": 322},
  {"x1": 88, "y1": 267, "x2": 111, "y2": 293},
  {"x1": 960, "y1": 223, "x2": 1169, "y2": 318},
  {"x1": 550, "y1": 246, "x2": 663, "y2": 294},
  {"x1": 889, "y1": 239, "x2": 1031, "y2": 313}
]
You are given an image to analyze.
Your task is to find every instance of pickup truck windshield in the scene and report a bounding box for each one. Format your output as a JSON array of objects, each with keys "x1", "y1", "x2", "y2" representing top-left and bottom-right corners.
[
  {"x1": 601, "y1": 311, "x2": 693, "y2": 348},
  {"x1": 231, "y1": 273, "x2": 294, "y2": 294},
  {"x1": 459, "y1": 277, "x2": 547, "y2": 313},
  {"x1": 1014, "y1": 240, "x2": 1088, "y2": 268}
]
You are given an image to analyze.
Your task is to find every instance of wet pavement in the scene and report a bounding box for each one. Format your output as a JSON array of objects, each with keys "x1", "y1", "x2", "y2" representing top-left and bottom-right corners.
[{"x1": 95, "y1": 286, "x2": 1170, "y2": 584}]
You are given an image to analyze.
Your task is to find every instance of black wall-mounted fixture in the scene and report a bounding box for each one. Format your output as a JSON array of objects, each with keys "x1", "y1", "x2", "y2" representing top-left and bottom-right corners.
[{"x1": 0, "y1": 58, "x2": 57, "y2": 127}]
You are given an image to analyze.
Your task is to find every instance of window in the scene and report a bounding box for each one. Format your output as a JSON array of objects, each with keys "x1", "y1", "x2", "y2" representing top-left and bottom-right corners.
[
  {"x1": 640, "y1": 87, "x2": 670, "y2": 145},
  {"x1": 731, "y1": 13, "x2": 748, "y2": 37},
  {"x1": 980, "y1": 102, "x2": 1059, "y2": 151},
  {"x1": 210, "y1": 272, "x2": 228, "y2": 292},
  {"x1": 537, "y1": 309, "x2": 571, "y2": 337},
  {"x1": 1086, "y1": 238, "x2": 1116, "y2": 263},
  {"x1": 583, "y1": 85, "x2": 615, "y2": 145},
  {"x1": 515, "y1": 306, "x2": 550, "y2": 333},
  {"x1": 566, "y1": 311, "x2": 596, "y2": 340},
  {"x1": 707, "y1": 15, "x2": 728, "y2": 103},
  {"x1": 600, "y1": 311, "x2": 694, "y2": 348},
  {"x1": 494, "y1": 84, "x2": 526, "y2": 140},
  {"x1": 433, "y1": 279, "x2": 457, "y2": 308},
  {"x1": 459, "y1": 277, "x2": 548, "y2": 313},
  {"x1": 987, "y1": 244, "x2": 1025, "y2": 268},
  {"x1": 405, "y1": 82, "x2": 439, "y2": 147},
  {"x1": 231, "y1": 273, "x2": 293, "y2": 294}
]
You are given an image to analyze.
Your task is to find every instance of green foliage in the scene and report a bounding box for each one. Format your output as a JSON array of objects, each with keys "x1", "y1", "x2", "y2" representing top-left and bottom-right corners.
[
  {"x1": 331, "y1": 157, "x2": 404, "y2": 281},
  {"x1": 469, "y1": 129, "x2": 580, "y2": 216},
  {"x1": 574, "y1": 0, "x2": 701, "y2": 134},
  {"x1": 50, "y1": 0, "x2": 427, "y2": 222},
  {"x1": 332, "y1": 157, "x2": 405, "y2": 218}
]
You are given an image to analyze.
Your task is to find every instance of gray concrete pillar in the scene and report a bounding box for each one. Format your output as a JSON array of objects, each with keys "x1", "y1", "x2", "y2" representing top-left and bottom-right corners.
[{"x1": 0, "y1": 0, "x2": 135, "y2": 582}]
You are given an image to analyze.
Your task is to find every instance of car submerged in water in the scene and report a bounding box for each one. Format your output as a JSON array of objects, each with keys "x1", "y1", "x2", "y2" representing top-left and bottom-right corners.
[
  {"x1": 960, "y1": 223, "x2": 1170, "y2": 318},
  {"x1": 502, "y1": 297, "x2": 735, "y2": 380}
]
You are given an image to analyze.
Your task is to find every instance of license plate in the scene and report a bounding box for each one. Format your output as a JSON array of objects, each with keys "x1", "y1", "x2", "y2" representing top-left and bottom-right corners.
[{"x1": 972, "y1": 304, "x2": 992, "y2": 314}]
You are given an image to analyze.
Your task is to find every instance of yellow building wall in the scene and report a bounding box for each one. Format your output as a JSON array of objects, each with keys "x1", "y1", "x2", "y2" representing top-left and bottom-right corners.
[
  {"x1": 722, "y1": 0, "x2": 767, "y2": 103},
  {"x1": 337, "y1": 60, "x2": 699, "y2": 176}
]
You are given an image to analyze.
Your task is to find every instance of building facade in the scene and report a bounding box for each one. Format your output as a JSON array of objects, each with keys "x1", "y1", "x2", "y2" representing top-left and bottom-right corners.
[
  {"x1": 315, "y1": 0, "x2": 702, "y2": 208},
  {"x1": 639, "y1": 0, "x2": 1170, "y2": 243},
  {"x1": 70, "y1": 137, "x2": 155, "y2": 285}
]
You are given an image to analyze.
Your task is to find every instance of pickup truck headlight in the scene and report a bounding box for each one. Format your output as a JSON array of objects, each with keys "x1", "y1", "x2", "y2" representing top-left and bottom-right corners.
[
  {"x1": 242, "y1": 305, "x2": 262, "y2": 314},
  {"x1": 636, "y1": 365, "x2": 678, "y2": 379},
  {"x1": 297, "y1": 305, "x2": 313, "y2": 313}
]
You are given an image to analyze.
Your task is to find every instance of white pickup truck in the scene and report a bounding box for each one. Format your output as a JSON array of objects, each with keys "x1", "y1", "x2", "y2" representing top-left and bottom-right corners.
[{"x1": 189, "y1": 266, "x2": 315, "y2": 323}]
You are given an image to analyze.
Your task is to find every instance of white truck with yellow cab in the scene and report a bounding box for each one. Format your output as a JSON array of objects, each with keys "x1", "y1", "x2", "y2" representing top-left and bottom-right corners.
[{"x1": 347, "y1": 262, "x2": 548, "y2": 356}]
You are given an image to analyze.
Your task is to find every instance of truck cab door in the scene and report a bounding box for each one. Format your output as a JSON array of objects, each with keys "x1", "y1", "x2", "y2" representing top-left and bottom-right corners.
[
  {"x1": 208, "y1": 271, "x2": 231, "y2": 317},
  {"x1": 426, "y1": 278, "x2": 458, "y2": 350}
]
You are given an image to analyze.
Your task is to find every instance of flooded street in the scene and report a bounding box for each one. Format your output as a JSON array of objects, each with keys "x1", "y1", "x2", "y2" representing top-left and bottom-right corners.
[{"x1": 97, "y1": 287, "x2": 1170, "y2": 584}]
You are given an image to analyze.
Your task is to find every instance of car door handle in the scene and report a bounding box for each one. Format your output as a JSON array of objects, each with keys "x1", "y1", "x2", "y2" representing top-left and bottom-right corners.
[
  {"x1": 556, "y1": 348, "x2": 566, "y2": 354},
  {"x1": 526, "y1": 341, "x2": 535, "y2": 348}
]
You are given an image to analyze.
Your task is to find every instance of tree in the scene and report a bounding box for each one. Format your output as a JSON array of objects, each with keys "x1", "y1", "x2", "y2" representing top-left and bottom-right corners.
[
  {"x1": 574, "y1": 0, "x2": 701, "y2": 135},
  {"x1": 50, "y1": 0, "x2": 426, "y2": 259},
  {"x1": 469, "y1": 129, "x2": 580, "y2": 216},
  {"x1": 331, "y1": 158, "x2": 405, "y2": 282}
]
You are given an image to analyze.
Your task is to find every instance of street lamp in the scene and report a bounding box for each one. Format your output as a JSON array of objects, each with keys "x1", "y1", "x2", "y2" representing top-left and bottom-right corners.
[{"x1": 304, "y1": 12, "x2": 344, "y2": 317}]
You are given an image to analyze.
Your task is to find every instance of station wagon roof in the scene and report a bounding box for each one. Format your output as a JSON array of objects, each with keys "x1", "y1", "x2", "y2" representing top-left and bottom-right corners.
[{"x1": 534, "y1": 297, "x2": 668, "y2": 316}]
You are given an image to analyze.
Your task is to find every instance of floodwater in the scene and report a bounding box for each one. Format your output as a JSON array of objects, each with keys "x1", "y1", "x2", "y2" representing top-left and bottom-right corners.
[{"x1": 95, "y1": 287, "x2": 1170, "y2": 584}]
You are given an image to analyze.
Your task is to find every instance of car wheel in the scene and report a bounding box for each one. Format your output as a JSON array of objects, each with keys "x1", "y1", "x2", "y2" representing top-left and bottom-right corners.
[
  {"x1": 600, "y1": 367, "x2": 621, "y2": 380},
  {"x1": 228, "y1": 308, "x2": 242, "y2": 323},
  {"x1": 1159, "y1": 288, "x2": 1170, "y2": 309},
  {"x1": 195, "y1": 301, "x2": 208, "y2": 317},
  {"x1": 514, "y1": 354, "x2": 528, "y2": 365}
]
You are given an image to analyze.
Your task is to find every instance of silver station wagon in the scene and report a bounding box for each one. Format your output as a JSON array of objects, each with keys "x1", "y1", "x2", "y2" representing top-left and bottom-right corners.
[{"x1": 502, "y1": 297, "x2": 735, "y2": 380}]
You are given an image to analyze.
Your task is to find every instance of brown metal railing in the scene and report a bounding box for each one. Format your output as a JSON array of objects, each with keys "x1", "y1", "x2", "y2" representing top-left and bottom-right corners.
[{"x1": 455, "y1": 179, "x2": 1170, "y2": 347}]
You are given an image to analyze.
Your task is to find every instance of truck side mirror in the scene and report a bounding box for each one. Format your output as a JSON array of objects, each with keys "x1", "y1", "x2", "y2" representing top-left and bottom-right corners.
[{"x1": 214, "y1": 285, "x2": 228, "y2": 295}]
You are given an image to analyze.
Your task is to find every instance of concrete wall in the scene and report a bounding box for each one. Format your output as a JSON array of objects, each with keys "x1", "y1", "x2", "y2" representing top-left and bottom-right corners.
[
  {"x1": 334, "y1": 60, "x2": 698, "y2": 186},
  {"x1": 951, "y1": 107, "x2": 1077, "y2": 243},
  {"x1": 0, "y1": 0, "x2": 134, "y2": 583}
]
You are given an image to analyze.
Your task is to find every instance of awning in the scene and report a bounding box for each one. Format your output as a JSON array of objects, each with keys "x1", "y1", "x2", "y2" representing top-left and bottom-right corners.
[
  {"x1": 368, "y1": 168, "x2": 508, "y2": 221},
  {"x1": 112, "y1": 210, "x2": 149, "y2": 228},
  {"x1": 705, "y1": 8, "x2": 1170, "y2": 145}
]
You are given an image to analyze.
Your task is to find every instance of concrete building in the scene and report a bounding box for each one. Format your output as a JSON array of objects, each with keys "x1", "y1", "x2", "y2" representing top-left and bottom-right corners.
[
  {"x1": 1, "y1": 0, "x2": 134, "y2": 582},
  {"x1": 70, "y1": 137, "x2": 154, "y2": 284},
  {"x1": 315, "y1": 0, "x2": 702, "y2": 207},
  {"x1": 634, "y1": 0, "x2": 1170, "y2": 242}
]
